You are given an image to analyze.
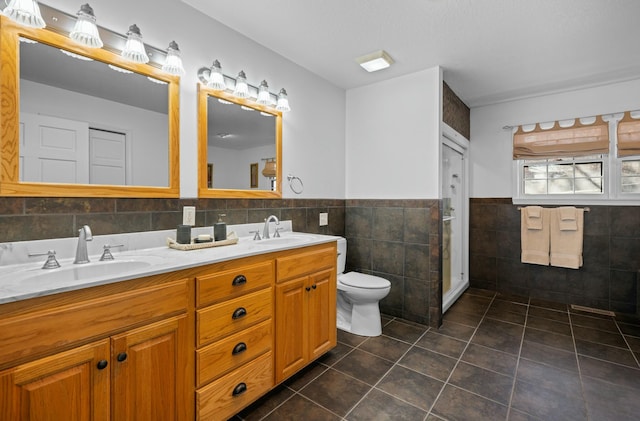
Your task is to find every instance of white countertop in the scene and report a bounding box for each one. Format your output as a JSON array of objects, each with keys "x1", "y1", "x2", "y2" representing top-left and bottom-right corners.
[{"x1": 0, "y1": 222, "x2": 339, "y2": 304}]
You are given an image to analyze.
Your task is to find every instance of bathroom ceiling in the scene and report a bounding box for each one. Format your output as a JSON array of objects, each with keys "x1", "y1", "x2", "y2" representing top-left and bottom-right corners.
[{"x1": 181, "y1": 0, "x2": 640, "y2": 107}]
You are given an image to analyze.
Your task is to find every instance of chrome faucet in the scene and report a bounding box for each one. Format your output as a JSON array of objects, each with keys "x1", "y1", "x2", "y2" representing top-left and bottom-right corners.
[
  {"x1": 74, "y1": 225, "x2": 93, "y2": 264},
  {"x1": 262, "y1": 215, "x2": 279, "y2": 239}
]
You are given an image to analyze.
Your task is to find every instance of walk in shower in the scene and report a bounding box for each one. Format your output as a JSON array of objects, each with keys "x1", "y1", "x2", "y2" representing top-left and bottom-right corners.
[{"x1": 442, "y1": 137, "x2": 469, "y2": 312}]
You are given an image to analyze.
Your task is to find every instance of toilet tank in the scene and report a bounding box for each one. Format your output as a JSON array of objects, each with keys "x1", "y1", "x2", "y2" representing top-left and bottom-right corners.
[{"x1": 337, "y1": 237, "x2": 347, "y2": 274}]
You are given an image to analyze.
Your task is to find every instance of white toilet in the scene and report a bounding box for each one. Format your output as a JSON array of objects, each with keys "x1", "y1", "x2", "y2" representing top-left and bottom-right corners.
[{"x1": 336, "y1": 237, "x2": 391, "y2": 336}]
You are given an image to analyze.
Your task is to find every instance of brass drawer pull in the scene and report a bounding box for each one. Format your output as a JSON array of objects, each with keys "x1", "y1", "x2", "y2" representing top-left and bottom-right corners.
[
  {"x1": 232, "y1": 342, "x2": 247, "y2": 355},
  {"x1": 232, "y1": 382, "x2": 247, "y2": 397},
  {"x1": 232, "y1": 275, "x2": 247, "y2": 286},
  {"x1": 232, "y1": 307, "x2": 247, "y2": 319}
]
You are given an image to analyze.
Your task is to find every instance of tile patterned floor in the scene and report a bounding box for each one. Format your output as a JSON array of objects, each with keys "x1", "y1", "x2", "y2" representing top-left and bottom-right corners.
[{"x1": 232, "y1": 288, "x2": 640, "y2": 420}]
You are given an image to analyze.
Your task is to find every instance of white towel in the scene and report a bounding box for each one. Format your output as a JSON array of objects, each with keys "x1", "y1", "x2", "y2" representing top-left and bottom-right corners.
[
  {"x1": 558, "y1": 206, "x2": 578, "y2": 231},
  {"x1": 524, "y1": 206, "x2": 544, "y2": 230},
  {"x1": 550, "y1": 207, "x2": 584, "y2": 269},
  {"x1": 521, "y1": 207, "x2": 550, "y2": 265}
]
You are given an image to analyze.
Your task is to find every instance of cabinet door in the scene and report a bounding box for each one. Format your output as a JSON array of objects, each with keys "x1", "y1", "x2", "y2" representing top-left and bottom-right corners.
[
  {"x1": 308, "y1": 268, "x2": 337, "y2": 360},
  {"x1": 275, "y1": 277, "x2": 308, "y2": 383},
  {"x1": 0, "y1": 339, "x2": 110, "y2": 421},
  {"x1": 111, "y1": 315, "x2": 188, "y2": 421}
]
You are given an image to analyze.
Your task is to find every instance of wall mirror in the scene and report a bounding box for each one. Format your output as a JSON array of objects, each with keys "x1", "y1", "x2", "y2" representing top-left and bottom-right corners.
[
  {"x1": 198, "y1": 85, "x2": 282, "y2": 198},
  {"x1": 0, "y1": 16, "x2": 180, "y2": 197}
]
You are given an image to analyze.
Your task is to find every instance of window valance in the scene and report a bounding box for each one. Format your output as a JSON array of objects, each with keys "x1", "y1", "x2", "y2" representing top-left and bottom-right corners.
[
  {"x1": 617, "y1": 111, "x2": 640, "y2": 157},
  {"x1": 513, "y1": 116, "x2": 609, "y2": 160}
]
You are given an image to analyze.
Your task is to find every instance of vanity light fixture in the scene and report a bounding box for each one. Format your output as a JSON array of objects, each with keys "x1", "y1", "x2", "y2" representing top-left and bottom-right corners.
[
  {"x1": 218, "y1": 98, "x2": 233, "y2": 105},
  {"x1": 3, "y1": 0, "x2": 45, "y2": 28},
  {"x1": 60, "y1": 49, "x2": 93, "y2": 61},
  {"x1": 161, "y1": 41, "x2": 185, "y2": 76},
  {"x1": 121, "y1": 24, "x2": 149, "y2": 64},
  {"x1": 275, "y1": 88, "x2": 291, "y2": 112},
  {"x1": 356, "y1": 49, "x2": 394, "y2": 72},
  {"x1": 69, "y1": 3, "x2": 103, "y2": 48},
  {"x1": 256, "y1": 80, "x2": 271, "y2": 105},
  {"x1": 241, "y1": 105, "x2": 255, "y2": 111},
  {"x1": 147, "y1": 76, "x2": 167, "y2": 85},
  {"x1": 232, "y1": 70, "x2": 249, "y2": 98}
]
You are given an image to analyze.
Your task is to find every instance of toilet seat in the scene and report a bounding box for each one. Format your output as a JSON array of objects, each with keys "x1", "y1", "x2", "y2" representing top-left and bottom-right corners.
[{"x1": 339, "y1": 272, "x2": 390, "y2": 289}]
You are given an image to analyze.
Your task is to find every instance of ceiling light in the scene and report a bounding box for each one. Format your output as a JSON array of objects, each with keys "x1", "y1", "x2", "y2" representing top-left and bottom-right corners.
[
  {"x1": 3, "y1": 0, "x2": 45, "y2": 28},
  {"x1": 69, "y1": 3, "x2": 103, "y2": 48},
  {"x1": 276, "y1": 88, "x2": 290, "y2": 112},
  {"x1": 121, "y1": 24, "x2": 149, "y2": 63},
  {"x1": 232, "y1": 70, "x2": 249, "y2": 98},
  {"x1": 356, "y1": 50, "x2": 394, "y2": 72},
  {"x1": 216, "y1": 132, "x2": 231, "y2": 138},
  {"x1": 161, "y1": 41, "x2": 185, "y2": 76},
  {"x1": 256, "y1": 80, "x2": 271, "y2": 105}
]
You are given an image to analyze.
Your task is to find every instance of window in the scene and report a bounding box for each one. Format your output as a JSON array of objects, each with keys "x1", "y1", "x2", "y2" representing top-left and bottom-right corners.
[
  {"x1": 513, "y1": 112, "x2": 640, "y2": 204},
  {"x1": 523, "y1": 156, "x2": 604, "y2": 195}
]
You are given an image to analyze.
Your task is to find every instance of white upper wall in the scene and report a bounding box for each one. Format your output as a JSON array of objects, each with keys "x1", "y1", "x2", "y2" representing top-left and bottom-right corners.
[
  {"x1": 345, "y1": 67, "x2": 442, "y2": 199},
  {"x1": 52, "y1": 0, "x2": 346, "y2": 198},
  {"x1": 470, "y1": 78, "x2": 640, "y2": 198}
]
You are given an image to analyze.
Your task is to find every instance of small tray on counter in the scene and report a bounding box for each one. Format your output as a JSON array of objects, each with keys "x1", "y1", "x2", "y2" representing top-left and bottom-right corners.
[{"x1": 166, "y1": 232, "x2": 239, "y2": 251}]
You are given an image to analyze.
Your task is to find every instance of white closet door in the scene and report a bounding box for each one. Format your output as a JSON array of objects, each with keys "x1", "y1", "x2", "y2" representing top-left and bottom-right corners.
[
  {"x1": 89, "y1": 129, "x2": 126, "y2": 185},
  {"x1": 20, "y1": 113, "x2": 89, "y2": 183}
]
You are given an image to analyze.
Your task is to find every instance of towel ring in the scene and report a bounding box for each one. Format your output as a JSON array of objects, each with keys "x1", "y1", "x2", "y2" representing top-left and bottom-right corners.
[
  {"x1": 287, "y1": 174, "x2": 304, "y2": 194},
  {"x1": 517, "y1": 206, "x2": 590, "y2": 212}
]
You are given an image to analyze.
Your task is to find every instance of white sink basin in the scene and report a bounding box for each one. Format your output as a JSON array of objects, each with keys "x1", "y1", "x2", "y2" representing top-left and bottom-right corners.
[{"x1": 2, "y1": 257, "x2": 162, "y2": 287}]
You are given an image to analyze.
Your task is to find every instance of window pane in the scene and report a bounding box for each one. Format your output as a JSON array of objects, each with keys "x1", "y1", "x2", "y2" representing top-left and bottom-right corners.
[
  {"x1": 622, "y1": 161, "x2": 640, "y2": 176},
  {"x1": 575, "y1": 177, "x2": 603, "y2": 194},
  {"x1": 575, "y1": 162, "x2": 603, "y2": 178},
  {"x1": 524, "y1": 165, "x2": 546, "y2": 180},
  {"x1": 621, "y1": 176, "x2": 640, "y2": 193},
  {"x1": 548, "y1": 164, "x2": 574, "y2": 179},
  {"x1": 548, "y1": 178, "x2": 574, "y2": 194},
  {"x1": 524, "y1": 179, "x2": 547, "y2": 194}
]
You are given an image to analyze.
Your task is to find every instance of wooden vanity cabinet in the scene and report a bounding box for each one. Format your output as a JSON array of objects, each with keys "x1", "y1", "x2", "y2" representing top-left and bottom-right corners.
[
  {"x1": 0, "y1": 276, "x2": 192, "y2": 421},
  {"x1": 194, "y1": 256, "x2": 275, "y2": 421},
  {"x1": 274, "y1": 244, "x2": 337, "y2": 383}
]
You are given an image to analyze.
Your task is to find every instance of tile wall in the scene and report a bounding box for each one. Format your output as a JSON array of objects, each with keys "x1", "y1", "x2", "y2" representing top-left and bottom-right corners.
[
  {"x1": 470, "y1": 198, "x2": 640, "y2": 315},
  {"x1": 344, "y1": 199, "x2": 442, "y2": 327},
  {"x1": 0, "y1": 197, "x2": 346, "y2": 242}
]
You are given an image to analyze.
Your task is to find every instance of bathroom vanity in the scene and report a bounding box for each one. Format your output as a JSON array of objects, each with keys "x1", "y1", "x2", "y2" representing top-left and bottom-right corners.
[{"x1": 0, "y1": 231, "x2": 337, "y2": 421}]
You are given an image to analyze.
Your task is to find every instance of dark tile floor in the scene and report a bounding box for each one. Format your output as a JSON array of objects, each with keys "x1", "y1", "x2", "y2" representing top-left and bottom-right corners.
[{"x1": 232, "y1": 288, "x2": 640, "y2": 420}]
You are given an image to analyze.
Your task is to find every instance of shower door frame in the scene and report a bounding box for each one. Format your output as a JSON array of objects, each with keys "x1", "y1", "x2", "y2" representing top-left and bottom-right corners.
[{"x1": 441, "y1": 124, "x2": 470, "y2": 313}]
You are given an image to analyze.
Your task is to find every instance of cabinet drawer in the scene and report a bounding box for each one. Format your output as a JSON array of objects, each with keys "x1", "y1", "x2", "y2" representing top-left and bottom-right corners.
[
  {"x1": 197, "y1": 288, "x2": 272, "y2": 347},
  {"x1": 196, "y1": 260, "x2": 274, "y2": 308},
  {"x1": 276, "y1": 245, "x2": 336, "y2": 282},
  {"x1": 197, "y1": 319, "x2": 272, "y2": 387},
  {"x1": 197, "y1": 351, "x2": 273, "y2": 421}
]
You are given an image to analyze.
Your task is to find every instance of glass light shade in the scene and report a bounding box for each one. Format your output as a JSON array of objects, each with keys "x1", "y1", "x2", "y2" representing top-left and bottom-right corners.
[
  {"x1": 276, "y1": 88, "x2": 291, "y2": 112},
  {"x1": 108, "y1": 64, "x2": 133, "y2": 74},
  {"x1": 60, "y1": 49, "x2": 93, "y2": 61},
  {"x1": 121, "y1": 24, "x2": 149, "y2": 63},
  {"x1": 256, "y1": 80, "x2": 271, "y2": 105},
  {"x1": 162, "y1": 41, "x2": 185, "y2": 76},
  {"x1": 206, "y1": 60, "x2": 226, "y2": 90},
  {"x1": 147, "y1": 76, "x2": 167, "y2": 85},
  {"x1": 3, "y1": 0, "x2": 45, "y2": 28},
  {"x1": 262, "y1": 159, "x2": 277, "y2": 178},
  {"x1": 69, "y1": 4, "x2": 103, "y2": 48},
  {"x1": 232, "y1": 70, "x2": 249, "y2": 98}
]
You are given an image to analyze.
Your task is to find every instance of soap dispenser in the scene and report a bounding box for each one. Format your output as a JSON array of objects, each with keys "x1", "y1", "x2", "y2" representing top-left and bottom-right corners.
[{"x1": 214, "y1": 214, "x2": 227, "y2": 241}]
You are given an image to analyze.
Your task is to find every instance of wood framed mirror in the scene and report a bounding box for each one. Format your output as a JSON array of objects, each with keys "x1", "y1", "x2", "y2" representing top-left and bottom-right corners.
[
  {"x1": 0, "y1": 15, "x2": 180, "y2": 197},
  {"x1": 198, "y1": 84, "x2": 282, "y2": 198}
]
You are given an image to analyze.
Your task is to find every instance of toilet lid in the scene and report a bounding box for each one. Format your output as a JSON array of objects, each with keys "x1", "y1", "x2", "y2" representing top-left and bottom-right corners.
[{"x1": 339, "y1": 272, "x2": 390, "y2": 289}]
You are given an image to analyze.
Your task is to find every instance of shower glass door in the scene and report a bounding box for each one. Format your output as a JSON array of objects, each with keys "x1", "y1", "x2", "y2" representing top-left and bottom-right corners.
[{"x1": 442, "y1": 140, "x2": 468, "y2": 312}]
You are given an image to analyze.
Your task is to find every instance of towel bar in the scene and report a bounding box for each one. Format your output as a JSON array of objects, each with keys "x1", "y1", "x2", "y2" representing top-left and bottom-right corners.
[{"x1": 516, "y1": 206, "x2": 590, "y2": 212}]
